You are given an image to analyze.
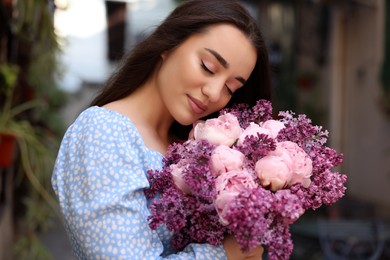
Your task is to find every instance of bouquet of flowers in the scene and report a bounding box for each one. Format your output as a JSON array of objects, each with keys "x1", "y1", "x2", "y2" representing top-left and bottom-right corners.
[{"x1": 144, "y1": 99, "x2": 347, "y2": 259}]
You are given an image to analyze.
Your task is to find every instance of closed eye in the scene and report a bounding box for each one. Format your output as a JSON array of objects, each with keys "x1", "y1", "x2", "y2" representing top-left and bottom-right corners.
[
  {"x1": 202, "y1": 60, "x2": 233, "y2": 97},
  {"x1": 225, "y1": 84, "x2": 233, "y2": 96},
  {"x1": 201, "y1": 60, "x2": 214, "y2": 75}
]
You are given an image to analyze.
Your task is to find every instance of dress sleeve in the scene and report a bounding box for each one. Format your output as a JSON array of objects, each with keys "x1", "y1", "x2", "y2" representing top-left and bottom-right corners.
[{"x1": 51, "y1": 109, "x2": 227, "y2": 260}]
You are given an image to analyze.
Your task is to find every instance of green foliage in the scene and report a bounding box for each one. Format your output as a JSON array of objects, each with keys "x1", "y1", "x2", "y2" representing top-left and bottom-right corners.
[
  {"x1": 0, "y1": 64, "x2": 19, "y2": 92},
  {"x1": 13, "y1": 235, "x2": 53, "y2": 260},
  {"x1": 0, "y1": 64, "x2": 44, "y2": 131},
  {"x1": 0, "y1": 0, "x2": 67, "y2": 257},
  {"x1": 0, "y1": 62, "x2": 59, "y2": 257}
]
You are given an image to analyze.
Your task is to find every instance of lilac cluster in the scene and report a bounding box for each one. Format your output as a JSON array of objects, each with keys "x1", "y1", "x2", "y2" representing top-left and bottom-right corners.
[
  {"x1": 171, "y1": 200, "x2": 225, "y2": 250},
  {"x1": 145, "y1": 100, "x2": 347, "y2": 259},
  {"x1": 220, "y1": 99, "x2": 273, "y2": 128},
  {"x1": 182, "y1": 140, "x2": 218, "y2": 202},
  {"x1": 276, "y1": 110, "x2": 347, "y2": 211},
  {"x1": 146, "y1": 140, "x2": 226, "y2": 250},
  {"x1": 223, "y1": 188, "x2": 273, "y2": 252},
  {"x1": 221, "y1": 186, "x2": 305, "y2": 258},
  {"x1": 235, "y1": 133, "x2": 276, "y2": 169}
]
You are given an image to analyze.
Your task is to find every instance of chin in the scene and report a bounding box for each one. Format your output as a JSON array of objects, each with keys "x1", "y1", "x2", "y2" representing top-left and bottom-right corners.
[
  {"x1": 174, "y1": 113, "x2": 200, "y2": 126},
  {"x1": 175, "y1": 118, "x2": 196, "y2": 127}
]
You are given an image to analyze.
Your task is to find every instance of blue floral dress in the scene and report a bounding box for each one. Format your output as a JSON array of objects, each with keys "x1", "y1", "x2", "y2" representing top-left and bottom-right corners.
[{"x1": 52, "y1": 106, "x2": 227, "y2": 259}]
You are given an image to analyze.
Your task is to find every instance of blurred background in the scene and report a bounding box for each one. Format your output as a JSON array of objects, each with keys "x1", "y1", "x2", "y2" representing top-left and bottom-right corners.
[{"x1": 0, "y1": 0, "x2": 389, "y2": 259}]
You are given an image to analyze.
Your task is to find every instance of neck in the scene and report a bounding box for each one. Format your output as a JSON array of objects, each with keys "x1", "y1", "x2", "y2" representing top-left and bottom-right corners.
[
  {"x1": 104, "y1": 79, "x2": 174, "y2": 154},
  {"x1": 128, "y1": 84, "x2": 173, "y2": 134}
]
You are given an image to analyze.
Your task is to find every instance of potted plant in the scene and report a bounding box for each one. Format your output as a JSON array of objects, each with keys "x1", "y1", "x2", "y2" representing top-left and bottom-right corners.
[
  {"x1": 0, "y1": 0, "x2": 68, "y2": 258},
  {"x1": 0, "y1": 62, "x2": 59, "y2": 259},
  {"x1": 0, "y1": 61, "x2": 57, "y2": 199},
  {"x1": 0, "y1": 64, "x2": 43, "y2": 166},
  {"x1": 0, "y1": 64, "x2": 20, "y2": 167}
]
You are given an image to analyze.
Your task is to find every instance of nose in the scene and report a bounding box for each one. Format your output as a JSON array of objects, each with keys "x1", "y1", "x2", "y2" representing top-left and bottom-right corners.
[{"x1": 201, "y1": 79, "x2": 225, "y2": 103}]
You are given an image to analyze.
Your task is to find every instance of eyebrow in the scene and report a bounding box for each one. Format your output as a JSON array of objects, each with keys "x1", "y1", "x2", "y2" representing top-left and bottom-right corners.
[{"x1": 204, "y1": 48, "x2": 247, "y2": 85}]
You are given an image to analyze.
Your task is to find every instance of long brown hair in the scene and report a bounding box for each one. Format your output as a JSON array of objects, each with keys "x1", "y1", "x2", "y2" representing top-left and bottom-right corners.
[{"x1": 91, "y1": 0, "x2": 272, "y2": 139}]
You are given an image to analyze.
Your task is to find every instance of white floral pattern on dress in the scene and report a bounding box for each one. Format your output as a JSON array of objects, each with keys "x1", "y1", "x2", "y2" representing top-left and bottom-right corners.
[{"x1": 52, "y1": 106, "x2": 227, "y2": 259}]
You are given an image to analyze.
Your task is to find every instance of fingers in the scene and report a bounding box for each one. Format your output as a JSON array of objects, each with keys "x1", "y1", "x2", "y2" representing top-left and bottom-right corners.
[
  {"x1": 223, "y1": 235, "x2": 264, "y2": 260},
  {"x1": 245, "y1": 246, "x2": 264, "y2": 259}
]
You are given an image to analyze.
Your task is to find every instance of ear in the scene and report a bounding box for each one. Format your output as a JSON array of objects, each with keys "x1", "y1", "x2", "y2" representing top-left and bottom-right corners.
[{"x1": 161, "y1": 51, "x2": 167, "y2": 60}]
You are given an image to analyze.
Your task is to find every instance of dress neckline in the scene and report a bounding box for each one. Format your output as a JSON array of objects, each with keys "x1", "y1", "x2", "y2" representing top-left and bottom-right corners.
[{"x1": 92, "y1": 106, "x2": 165, "y2": 158}]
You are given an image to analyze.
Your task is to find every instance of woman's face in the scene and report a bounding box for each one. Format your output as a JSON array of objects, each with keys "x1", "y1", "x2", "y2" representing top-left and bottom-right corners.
[{"x1": 156, "y1": 23, "x2": 257, "y2": 126}]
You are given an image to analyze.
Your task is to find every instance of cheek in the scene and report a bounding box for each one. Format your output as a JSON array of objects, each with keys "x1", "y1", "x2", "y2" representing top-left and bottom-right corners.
[
  {"x1": 161, "y1": 54, "x2": 201, "y2": 89},
  {"x1": 179, "y1": 56, "x2": 205, "y2": 88}
]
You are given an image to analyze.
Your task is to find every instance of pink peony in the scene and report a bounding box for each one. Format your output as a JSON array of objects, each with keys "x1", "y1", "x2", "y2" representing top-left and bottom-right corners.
[
  {"x1": 255, "y1": 141, "x2": 313, "y2": 191},
  {"x1": 188, "y1": 120, "x2": 203, "y2": 140},
  {"x1": 255, "y1": 155, "x2": 292, "y2": 191},
  {"x1": 214, "y1": 170, "x2": 257, "y2": 225},
  {"x1": 193, "y1": 113, "x2": 242, "y2": 146},
  {"x1": 210, "y1": 145, "x2": 245, "y2": 176},
  {"x1": 237, "y1": 122, "x2": 271, "y2": 145},
  {"x1": 276, "y1": 141, "x2": 312, "y2": 188},
  {"x1": 260, "y1": 120, "x2": 285, "y2": 138},
  {"x1": 170, "y1": 164, "x2": 191, "y2": 194}
]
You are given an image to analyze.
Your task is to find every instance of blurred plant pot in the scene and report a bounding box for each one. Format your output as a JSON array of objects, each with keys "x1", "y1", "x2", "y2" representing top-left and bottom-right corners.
[{"x1": 0, "y1": 133, "x2": 17, "y2": 168}]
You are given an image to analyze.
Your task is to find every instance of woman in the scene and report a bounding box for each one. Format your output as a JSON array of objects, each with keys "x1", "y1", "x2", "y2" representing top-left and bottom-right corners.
[{"x1": 52, "y1": 0, "x2": 272, "y2": 259}]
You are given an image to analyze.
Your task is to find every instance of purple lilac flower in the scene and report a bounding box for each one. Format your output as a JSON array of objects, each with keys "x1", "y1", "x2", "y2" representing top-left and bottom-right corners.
[
  {"x1": 220, "y1": 100, "x2": 273, "y2": 128},
  {"x1": 164, "y1": 141, "x2": 187, "y2": 165},
  {"x1": 220, "y1": 103, "x2": 251, "y2": 128},
  {"x1": 277, "y1": 112, "x2": 318, "y2": 148},
  {"x1": 148, "y1": 186, "x2": 187, "y2": 231},
  {"x1": 144, "y1": 168, "x2": 174, "y2": 199},
  {"x1": 261, "y1": 221, "x2": 293, "y2": 260},
  {"x1": 251, "y1": 99, "x2": 274, "y2": 123},
  {"x1": 167, "y1": 195, "x2": 227, "y2": 250},
  {"x1": 272, "y1": 189, "x2": 305, "y2": 225},
  {"x1": 308, "y1": 145, "x2": 344, "y2": 174},
  {"x1": 188, "y1": 203, "x2": 226, "y2": 244},
  {"x1": 224, "y1": 187, "x2": 274, "y2": 252},
  {"x1": 181, "y1": 140, "x2": 216, "y2": 202},
  {"x1": 234, "y1": 133, "x2": 276, "y2": 169},
  {"x1": 306, "y1": 170, "x2": 347, "y2": 209}
]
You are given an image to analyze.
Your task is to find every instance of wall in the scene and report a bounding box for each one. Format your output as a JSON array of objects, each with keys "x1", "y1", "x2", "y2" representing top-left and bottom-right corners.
[{"x1": 328, "y1": 0, "x2": 390, "y2": 217}]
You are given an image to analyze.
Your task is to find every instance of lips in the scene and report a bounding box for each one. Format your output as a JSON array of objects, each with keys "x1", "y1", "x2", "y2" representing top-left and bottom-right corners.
[{"x1": 187, "y1": 95, "x2": 208, "y2": 114}]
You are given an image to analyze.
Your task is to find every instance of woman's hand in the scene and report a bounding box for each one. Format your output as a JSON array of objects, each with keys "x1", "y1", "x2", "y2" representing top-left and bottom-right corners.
[{"x1": 223, "y1": 235, "x2": 264, "y2": 259}]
